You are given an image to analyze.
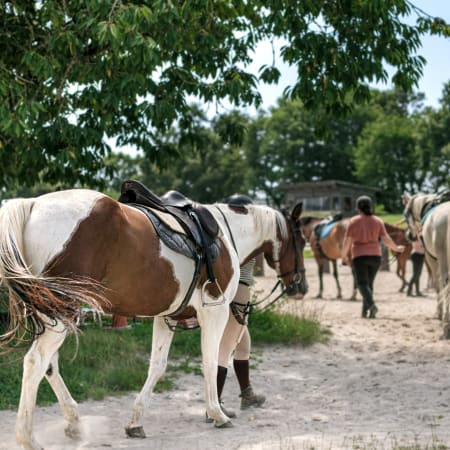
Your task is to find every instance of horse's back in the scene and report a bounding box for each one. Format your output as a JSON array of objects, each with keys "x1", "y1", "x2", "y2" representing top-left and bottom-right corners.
[{"x1": 319, "y1": 220, "x2": 348, "y2": 260}]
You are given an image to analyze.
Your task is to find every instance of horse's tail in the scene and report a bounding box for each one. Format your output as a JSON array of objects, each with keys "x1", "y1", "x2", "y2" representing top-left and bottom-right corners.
[{"x1": 0, "y1": 198, "x2": 107, "y2": 347}]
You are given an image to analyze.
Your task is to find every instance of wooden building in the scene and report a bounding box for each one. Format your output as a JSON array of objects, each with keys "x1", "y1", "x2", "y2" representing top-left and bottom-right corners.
[{"x1": 280, "y1": 180, "x2": 378, "y2": 216}]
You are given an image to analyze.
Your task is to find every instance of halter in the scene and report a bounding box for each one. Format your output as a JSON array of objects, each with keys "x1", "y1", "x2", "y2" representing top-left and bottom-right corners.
[
  {"x1": 273, "y1": 213, "x2": 305, "y2": 283},
  {"x1": 250, "y1": 211, "x2": 306, "y2": 310}
]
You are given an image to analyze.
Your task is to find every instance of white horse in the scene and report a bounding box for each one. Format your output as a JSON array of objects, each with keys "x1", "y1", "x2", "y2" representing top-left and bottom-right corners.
[
  {"x1": 403, "y1": 192, "x2": 450, "y2": 336},
  {"x1": 0, "y1": 188, "x2": 306, "y2": 450}
]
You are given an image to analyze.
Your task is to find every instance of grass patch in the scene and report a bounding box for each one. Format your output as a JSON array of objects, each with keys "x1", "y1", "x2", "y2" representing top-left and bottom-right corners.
[
  {"x1": 249, "y1": 307, "x2": 330, "y2": 346},
  {"x1": 0, "y1": 306, "x2": 328, "y2": 411}
]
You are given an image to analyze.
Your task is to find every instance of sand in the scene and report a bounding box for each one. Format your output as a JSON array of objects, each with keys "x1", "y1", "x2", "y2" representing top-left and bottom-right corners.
[{"x1": 1, "y1": 258, "x2": 449, "y2": 450}]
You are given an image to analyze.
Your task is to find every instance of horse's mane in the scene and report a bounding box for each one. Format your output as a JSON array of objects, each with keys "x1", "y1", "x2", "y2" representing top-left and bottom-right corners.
[
  {"x1": 299, "y1": 216, "x2": 322, "y2": 226},
  {"x1": 249, "y1": 205, "x2": 288, "y2": 241}
]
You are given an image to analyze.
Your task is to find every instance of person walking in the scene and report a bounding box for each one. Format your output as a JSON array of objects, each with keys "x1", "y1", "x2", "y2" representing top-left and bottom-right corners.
[
  {"x1": 341, "y1": 195, "x2": 405, "y2": 319},
  {"x1": 407, "y1": 239, "x2": 426, "y2": 297}
]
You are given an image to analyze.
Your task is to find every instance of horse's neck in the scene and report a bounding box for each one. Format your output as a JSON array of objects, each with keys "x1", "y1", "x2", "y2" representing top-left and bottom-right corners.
[
  {"x1": 233, "y1": 217, "x2": 275, "y2": 263},
  {"x1": 211, "y1": 204, "x2": 277, "y2": 264},
  {"x1": 414, "y1": 194, "x2": 437, "y2": 218}
]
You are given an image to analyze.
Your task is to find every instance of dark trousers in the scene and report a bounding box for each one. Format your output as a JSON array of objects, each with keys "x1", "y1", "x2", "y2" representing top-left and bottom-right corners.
[
  {"x1": 352, "y1": 255, "x2": 381, "y2": 309},
  {"x1": 408, "y1": 253, "x2": 425, "y2": 294}
]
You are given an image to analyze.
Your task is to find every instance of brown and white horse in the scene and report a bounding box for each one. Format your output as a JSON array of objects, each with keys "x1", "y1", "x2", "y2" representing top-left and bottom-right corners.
[
  {"x1": 299, "y1": 216, "x2": 357, "y2": 300},
  {"x1": 0, "y1": 189, "x2": 306, "y2": 450},
  {"x1": 403, "y1": 192, "x2": 450, "y2": 336}
]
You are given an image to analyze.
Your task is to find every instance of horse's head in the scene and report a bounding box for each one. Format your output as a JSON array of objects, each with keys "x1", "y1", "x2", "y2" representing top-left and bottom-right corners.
[
  {"x1": 402, "y1": 192, "x2": 436, "y2": 241},
  {"x1": 298, "y1": 216, "x2": 320, "y2": 241},
  {"x1": 265, "y1": 202, "x2": 308, "y2": 297}
]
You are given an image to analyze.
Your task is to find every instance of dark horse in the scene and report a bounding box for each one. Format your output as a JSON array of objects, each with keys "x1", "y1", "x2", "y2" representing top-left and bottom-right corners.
[{"x1": 0, "y1": 188, "x2": 307, "y2": 450}]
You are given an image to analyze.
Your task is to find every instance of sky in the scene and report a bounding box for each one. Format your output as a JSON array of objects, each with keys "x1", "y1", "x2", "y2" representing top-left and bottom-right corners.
[{"x1": 242, "y1": 0, "x2": 450, "y2": 112}]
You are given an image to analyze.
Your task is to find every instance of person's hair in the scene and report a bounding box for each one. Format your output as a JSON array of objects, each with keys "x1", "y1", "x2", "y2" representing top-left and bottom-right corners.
[{"x1": 356, "y1": 195, "x2": 373, "y2": 216}]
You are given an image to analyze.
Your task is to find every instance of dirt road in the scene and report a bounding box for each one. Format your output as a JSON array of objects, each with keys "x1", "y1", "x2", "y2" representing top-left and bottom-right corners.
[{"x1": 1, "y1": 259, "x2": 449, "y2": 449}]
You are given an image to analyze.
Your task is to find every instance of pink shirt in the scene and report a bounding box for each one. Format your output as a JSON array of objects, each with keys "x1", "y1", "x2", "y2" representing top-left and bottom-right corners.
[
  {"x1": 346, "y1": 214, "x2": 387, "y2": 258},
  {"x1": 412, "y1": 239, "x2": 424, "y2": 255}
]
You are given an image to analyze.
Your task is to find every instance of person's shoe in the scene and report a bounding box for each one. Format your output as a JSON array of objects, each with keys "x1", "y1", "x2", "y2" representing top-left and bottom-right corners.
[
  {"x1": 416, "y1": 291, "x2": 426, "y2": 297},
  {"x1": 205, "y1": 401, "x2": 236, "y2": 423},
  {"x1": 406, "y1": 287, "x2": 413, "y2": 297},
  {"x1": 368, "y1": 304, "x2": 378, "y2": 319},
  {"x1": 240, "y1": 386, "x2": 266, "y2": 410},
  {"x1": 361, "y1": 306, "x2": 368, "y2": 318}
]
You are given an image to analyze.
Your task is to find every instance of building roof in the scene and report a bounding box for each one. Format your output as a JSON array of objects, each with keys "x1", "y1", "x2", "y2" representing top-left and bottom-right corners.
[{"x1": 279, "y1": 179, "x2": 379, "y2": 193}]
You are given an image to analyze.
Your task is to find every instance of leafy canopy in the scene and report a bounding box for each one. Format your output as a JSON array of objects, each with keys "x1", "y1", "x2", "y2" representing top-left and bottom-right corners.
[{"x1": 1, "y1": 0, "x2": 449, "y2": 187}]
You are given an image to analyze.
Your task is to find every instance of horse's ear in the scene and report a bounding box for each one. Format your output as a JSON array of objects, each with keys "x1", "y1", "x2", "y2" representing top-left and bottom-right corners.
[
  {"x1": 402, "y1": 192, "x2": 411, "y2": 206},
  {"x1": 291, "y1": 202, "x2": 303, "y2": 222}
]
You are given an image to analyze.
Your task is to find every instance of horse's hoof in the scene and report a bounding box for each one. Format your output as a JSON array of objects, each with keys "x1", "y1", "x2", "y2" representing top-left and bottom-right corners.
[
  {"x1": 214, "y1": 420, "x2": 233, "y2": 428},
  {"x1": 64, "y1": 424, "x2": 81, "y2": 439},
  {"x1": 125, "y1": 425, "x2": 146, "y2": 438},
  {"x1": 442, "y1": 325, "x2": 450, "y2": 340}
]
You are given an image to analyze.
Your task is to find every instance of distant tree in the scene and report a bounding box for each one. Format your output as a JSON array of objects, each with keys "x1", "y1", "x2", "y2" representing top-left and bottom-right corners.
[
  {"x1": 416, "y1": 81, "x2": 450, "y2": 190},
  {"x1": 138, "y1": 109, "x2": 252, "y2": 202},
  {"x1": 245, "y1": 98, "x2": 372, "y2": 205},
  {"x1": 1, "y1": 1, "x2": 448, "y2": 187},
  {"x1": 354, "y1": 115, "x2": 419, "y2": 211}
]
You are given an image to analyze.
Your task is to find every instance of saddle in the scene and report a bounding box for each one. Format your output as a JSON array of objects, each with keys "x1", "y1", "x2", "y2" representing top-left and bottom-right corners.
[
  {"x1": 420, "y1": 190, "x2": 450, "y2": 223},
  {"x1": 313, "y1": 213, "x2": 343, "y2": 260},
  {"x1": 119, "y1": 180, "x2": 219, "y2": 283},
  {"x1": 119, "y1": 180, "x2": 219, "y2": 240},
  {"x1": 314, "y1": 213, "x2": 343, "y2": 242},
  {"x1": 118, "y1": 181, "x2": 222, "y2": 318}
]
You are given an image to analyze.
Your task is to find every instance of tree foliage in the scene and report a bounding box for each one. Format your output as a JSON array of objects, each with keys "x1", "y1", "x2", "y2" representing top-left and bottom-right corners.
[{"x1": 1, "y1": 0, "x2": 448, "y2": 187}]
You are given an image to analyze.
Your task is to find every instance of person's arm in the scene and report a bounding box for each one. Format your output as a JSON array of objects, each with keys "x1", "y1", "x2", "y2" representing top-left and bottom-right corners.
[
  {"x1": 380, "y1": 234, "x2": 405, "y2": 253},
  {"x1": 341, "y1": 235, "x2": 353, "y2": 265}
]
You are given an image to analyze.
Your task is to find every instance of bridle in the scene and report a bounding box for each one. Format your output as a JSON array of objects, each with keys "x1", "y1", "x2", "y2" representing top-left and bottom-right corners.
[
  {"x1": 252, "y1": 212, "x2": 306, "y2": 309},
  {"x1": 273, "y1": 213, "x2": 306, "y2": 284}
]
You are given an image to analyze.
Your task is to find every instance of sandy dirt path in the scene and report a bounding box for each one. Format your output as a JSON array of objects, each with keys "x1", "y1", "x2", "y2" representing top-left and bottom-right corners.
[{"x1": 1, "y1": 258, "x2": 449, "y2": 450}]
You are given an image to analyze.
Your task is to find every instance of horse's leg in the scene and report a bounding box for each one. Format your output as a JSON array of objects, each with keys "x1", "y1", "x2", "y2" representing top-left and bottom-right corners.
[
  {"x1": 196, "y1": 301, "x2": 231, "y2": 428},
  {"x1": 315, "y1": 258, "x2": 323, "y2": 298},
  {"x1": 331, "y1": 260, "x2": 342, "y2": 299},
  {"x1": 45, "y1": 352, "x2": 80, "y2": 439},
  {"x1": 126, "y1": 317, "x2": 174, "y2": 438},
  {"x1": 350, "y1": 265, "x2": 358, "y2": 301},
  {"x1": 426, "y1": 254, "x2": 441, "y2": 319},
  {"x1": 436, "y1": 244, "x2": 450, "y2": 337},
  {"x1": 16, "y1": 321, "x2": 67, "y2": 450},
  {"x1": 397, "y1": 256, "x2": 407, "y2": 292}
]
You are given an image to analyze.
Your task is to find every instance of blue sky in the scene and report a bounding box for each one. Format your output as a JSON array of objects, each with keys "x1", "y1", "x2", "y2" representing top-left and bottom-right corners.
[{"x1": 249, "y1": 0, "x2": 450, "y2": 111}]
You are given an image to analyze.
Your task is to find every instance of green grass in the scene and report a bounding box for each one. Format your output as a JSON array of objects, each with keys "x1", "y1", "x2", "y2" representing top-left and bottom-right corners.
[
  {"x1": 379, "y1": 213, "x2": 404, "y2": 225},
  {"x1": 0, "y1": 308, "x2": 329, "y2": 411}
]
